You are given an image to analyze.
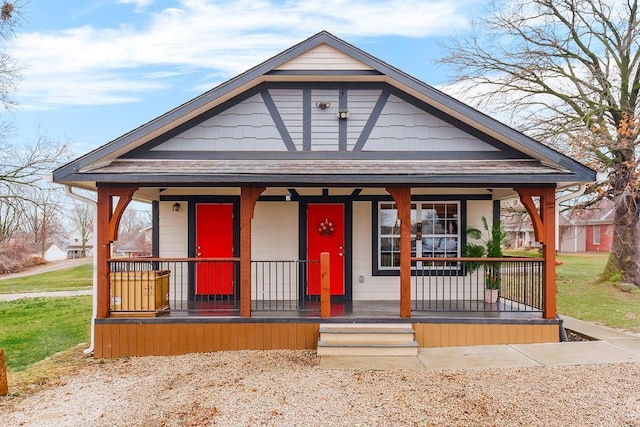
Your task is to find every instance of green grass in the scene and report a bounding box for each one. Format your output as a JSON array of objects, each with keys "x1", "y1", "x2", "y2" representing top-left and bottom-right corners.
[
  {"x1": 0, "y1": 264, "x2": 93, "y2": 294},
  {"x1": 556, "y1": 253, "x2": 640, "y2": 332},
  {"x1": 0, "y1": 296, "x2": 92, "y2": 371}
]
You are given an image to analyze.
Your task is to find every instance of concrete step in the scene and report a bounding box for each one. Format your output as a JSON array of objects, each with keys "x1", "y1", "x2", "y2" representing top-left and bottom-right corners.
[
  {"x1": 317, "y1": 341, "x2": 419, "y2": 357},
  {"x1": 320, "y1": 331, "x2": 415, "y2": 343},
  {"x1": 317, "y1": 323, "x2": 418, "y2": 357}
]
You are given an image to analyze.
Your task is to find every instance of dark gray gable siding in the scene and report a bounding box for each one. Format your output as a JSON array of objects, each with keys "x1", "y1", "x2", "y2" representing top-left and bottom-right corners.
[{"x1": 120, "y1": 82, "x2": 529, "y2": 161}]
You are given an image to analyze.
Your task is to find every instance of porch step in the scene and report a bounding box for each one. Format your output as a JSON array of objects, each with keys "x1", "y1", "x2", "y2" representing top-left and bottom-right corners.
[{"x1": 317, "y1": 323, "x2": 418, "y2": 357}]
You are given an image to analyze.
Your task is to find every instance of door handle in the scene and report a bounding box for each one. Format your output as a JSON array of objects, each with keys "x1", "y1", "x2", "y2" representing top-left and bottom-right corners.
[
  {"x1": 338, "y1": 252, "x2": 343, "y2": 257},
  {"x1": 197, "y1": 252, "x2": 202, "y2": 257}
]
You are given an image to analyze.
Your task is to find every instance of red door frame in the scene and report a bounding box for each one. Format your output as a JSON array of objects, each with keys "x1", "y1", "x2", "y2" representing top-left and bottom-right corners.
[{"x1": 195, "y1": 203, "x2": 235, "y2": 295}]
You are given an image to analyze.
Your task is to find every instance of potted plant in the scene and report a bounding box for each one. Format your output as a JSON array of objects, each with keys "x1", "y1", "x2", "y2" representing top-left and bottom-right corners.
[{"x1": 463, "y1": 216, "x2": 508, "y2": 303}]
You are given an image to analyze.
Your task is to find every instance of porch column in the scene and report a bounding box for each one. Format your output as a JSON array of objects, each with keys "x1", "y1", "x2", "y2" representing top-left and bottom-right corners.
[
  {"x1": 96, "y1": 185, "x2": 138, "y2": 319},
  {"x1": 516, "y1": 187, "x2": 556, "y2": 319},
  {"x1": 240, "y1": 187, "x2": 266, "y2": 318},
  {"x1": 386, "y1": 187, "x2": 411, "y2": 318}
]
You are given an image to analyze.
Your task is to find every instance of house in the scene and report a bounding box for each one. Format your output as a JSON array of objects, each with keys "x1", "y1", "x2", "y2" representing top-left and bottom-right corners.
[
  {"x1": 113, "y1": 227, "x2": 153, "y2": 257},
  {"x1": 52, "y1": 31, "x2": 595, "y2": 358},
  {"x1": 559, "y1": 199, "x2": 614, "y2": 252},
  {"x1": 44, "y1": 244, "x2": 67, "y2": 262},
  {"x1": 64, "y1": 233, "x2": 94, "y2": 259}
]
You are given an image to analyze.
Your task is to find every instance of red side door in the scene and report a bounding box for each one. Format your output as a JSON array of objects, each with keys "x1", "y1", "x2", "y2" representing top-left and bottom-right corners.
[
  {"x1": 307, "y1": 204, "x2": 344, "y2": 296},
  {"x1": 195, "y1": 204, "x2": 234, "y2": 295}
]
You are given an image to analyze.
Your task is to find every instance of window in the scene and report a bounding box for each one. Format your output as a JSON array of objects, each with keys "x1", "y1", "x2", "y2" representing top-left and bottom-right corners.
[
  {"x1": 593, "y1": 225, "x2": 601, "y2": 245},
  {"x1": 378, "y1": 201, "x2": 460, "y2": 271}
]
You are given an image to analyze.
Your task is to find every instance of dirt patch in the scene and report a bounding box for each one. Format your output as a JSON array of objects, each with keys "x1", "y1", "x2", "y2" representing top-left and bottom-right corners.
[{"x1": 2, "y1": 350, "x2": 640, "y2": 426}]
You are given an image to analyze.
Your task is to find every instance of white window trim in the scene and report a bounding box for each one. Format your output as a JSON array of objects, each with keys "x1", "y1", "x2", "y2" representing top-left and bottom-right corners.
[{"x1": 377, "y1": 200, "x2": 461, "y2": 271}]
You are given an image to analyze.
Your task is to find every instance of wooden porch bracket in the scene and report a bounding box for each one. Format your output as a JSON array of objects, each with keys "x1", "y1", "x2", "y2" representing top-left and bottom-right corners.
[
  {"x1": 320, "y1": 252, "x2": 331, "y2": 318},
  {"x1": 515, "y1": 187, "x2": 557, "y2": 319},
  {"x1": 240, "y1": 187, "x2": 266, "y2": 318},
  {"x1": 386, "y1": 187, "x2": 411, "y2": 318},
  {"x1": 96, "y1": 185, "x2": 138, "y2": 319}
]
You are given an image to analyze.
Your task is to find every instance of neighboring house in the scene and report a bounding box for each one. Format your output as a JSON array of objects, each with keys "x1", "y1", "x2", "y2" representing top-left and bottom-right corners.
[
  {"x1": 559, "y1": 199, "x2": 614, "y2": 253},
  {"x1": 64, "y1": 234, "x2": 94, "y2": 258},
  {"x1": 114, "y1": 227, "x2": 153, "y2": 257},
  {"x1": 52, "y1": 32, "x2": 595, "y2": 358},
  {"x1": 502, "y1": 214, "x2": 540, "y2": 250},
  {"x1": 43, "y1": 244, "x2": 67, "y2": 262}
]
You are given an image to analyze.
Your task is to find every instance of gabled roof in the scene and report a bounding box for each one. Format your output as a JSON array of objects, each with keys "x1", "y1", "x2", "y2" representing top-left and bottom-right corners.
[
  {"x1": 561, "y1": 199, "x2": 615, "y2": 225},
  {"x1": 53, "y1": 31, "x2": 596, "y2": 188}
]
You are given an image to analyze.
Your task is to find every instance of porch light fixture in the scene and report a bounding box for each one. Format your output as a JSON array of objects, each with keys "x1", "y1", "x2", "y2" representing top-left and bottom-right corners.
[
  {"x1": 285, "y1": 191, "x2": 292, "y2": 202},
  {"x1": 337, "y1": 109, "x2": 349, "y2": 119},
  {"x1": 172, "y1": 202, "x2": 181, "y2": 212},
  {"x1": 315, "y1": 101, "x2": 331, "y2": 109}
]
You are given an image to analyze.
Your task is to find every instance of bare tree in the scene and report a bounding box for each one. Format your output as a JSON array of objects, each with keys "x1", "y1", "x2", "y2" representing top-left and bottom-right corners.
[
  {"x1": 114, "y1": 207, "x2": 152, "y2": 252},
  {"x1": 0, "y1": 197, "x2": 22, "y2": 242},
  {"x1": 71, "y1": 202, "x2": 94, "y2": 258},
  {"x1": 21, "y1": 185, "x2": 65, "y2": 256},
  {"x1": 441, "y1": 0, "x2": 640, "y2": 285}
]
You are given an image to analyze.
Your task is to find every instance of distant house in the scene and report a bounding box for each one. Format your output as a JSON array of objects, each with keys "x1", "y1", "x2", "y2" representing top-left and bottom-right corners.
[
  {"x1": 44, "y1": 244, "x2": 67, "y2": 262},
  {"x1": 64, "y1": 233, "x2": 95, "y2": 259},
  {"x1": 559, "y1": 199, "x2": 614, "y2": 253},
  {"x1": 502, "y1": 214, "x2": 540, "y2": 250},
  {"x1": 114, "y1": 227, "x2": 152, "y2": 257}
]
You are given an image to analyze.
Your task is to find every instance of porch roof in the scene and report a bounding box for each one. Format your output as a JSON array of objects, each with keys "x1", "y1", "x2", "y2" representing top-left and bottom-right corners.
[{"x1": 74, "y1": 158, "x2": 574, "y2": 186}]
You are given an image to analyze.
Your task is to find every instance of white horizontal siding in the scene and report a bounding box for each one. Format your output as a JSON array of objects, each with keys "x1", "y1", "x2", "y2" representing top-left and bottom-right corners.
[
  {"x1": 251, "y1": 202, "x2": 300, "y2": 300},
  {"x1": 364, "y1": 95, "x2": 499, "y2": 152},
  {"x1": 159, "y1": 201, "x2": 189, "y2": 301},
  {"x1": 352, "y1": 201, "x2": 401, "y2": 300},
  {"x1": 275, "y1": 43, "x2": 374, "y2": 71}
]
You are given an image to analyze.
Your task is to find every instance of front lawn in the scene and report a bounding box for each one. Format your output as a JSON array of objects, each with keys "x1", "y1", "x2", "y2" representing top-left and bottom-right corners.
[
  {"x1": 0, "y1": 296, "x2": 92, "y2": 371},
  {"x1": 556, "y1": 253, "x2": 640, "y2": 332},
  {"x1": 0, "y1": 264, "x2": 93, "y2": 294}
]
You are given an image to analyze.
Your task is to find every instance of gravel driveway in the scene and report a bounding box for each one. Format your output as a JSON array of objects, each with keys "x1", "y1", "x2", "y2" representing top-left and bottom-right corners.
[{"x1": 1, "y1": 350, "x2": 640, "y2": 426}]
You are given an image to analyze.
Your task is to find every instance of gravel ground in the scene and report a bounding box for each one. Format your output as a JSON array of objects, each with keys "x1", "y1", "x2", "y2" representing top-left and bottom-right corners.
[{"x1": 1, "y1": 350, "x2": 640, "y2": 426}]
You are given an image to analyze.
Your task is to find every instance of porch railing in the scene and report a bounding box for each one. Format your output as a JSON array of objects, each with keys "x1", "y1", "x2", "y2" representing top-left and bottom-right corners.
[
  {"x1": 411, "y1": 257, "x2": 544, "y2": 314},
  {"x1": 107, "y1": 257, "x2": 323, "y2": 315},
  {"x1": 251, "y1": 260, "x2": 321, "y2": 311}
]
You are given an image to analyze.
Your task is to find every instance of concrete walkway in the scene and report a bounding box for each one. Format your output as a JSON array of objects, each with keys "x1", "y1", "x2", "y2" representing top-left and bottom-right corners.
[{"x1": 321, "y1": 315, "x2": 640, "y2": 370}]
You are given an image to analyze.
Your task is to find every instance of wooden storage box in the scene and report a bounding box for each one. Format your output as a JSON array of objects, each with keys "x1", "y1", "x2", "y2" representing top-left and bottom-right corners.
[{"x1": 110, "y1": 270, "x2": 170, "y2": 317}]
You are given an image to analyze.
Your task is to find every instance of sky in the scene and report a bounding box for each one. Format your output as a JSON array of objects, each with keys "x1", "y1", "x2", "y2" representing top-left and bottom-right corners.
[{"x1": 7, "y1": 0, "x2": 483, "y2": 156}]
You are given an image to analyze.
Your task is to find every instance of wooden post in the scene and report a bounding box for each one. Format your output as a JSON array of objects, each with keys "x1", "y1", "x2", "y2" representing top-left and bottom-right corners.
[
  {"x1": 386, "y1": 187, "x2": 412, "y2": 318},
  {"x1": 0, "y1": 349, "x2": 7, "y2": 396},
  {"x1": 240, "y1": 187, "x2": 265, "y2": 318},
  {"x1": 540, "y1": 187, "x2": 557, "y2": 319},
  {"x1": 516, "y1": 187, "x2": 557, "y2": 319},
  {"x1": 96, "y1": 185, "x2": 138, "y2": 319},
  {"x1": 320, "y1": 252, "x2": 331, "y2": 318}
]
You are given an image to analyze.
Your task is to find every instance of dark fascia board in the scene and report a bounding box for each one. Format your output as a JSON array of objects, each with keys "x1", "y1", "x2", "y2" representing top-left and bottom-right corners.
[
  {"x1": 66, "y1": 172, "x2": 575, "y2": 186},
  {"x1": 52, "y1": 30, "x2": 596, "y2": 183}
]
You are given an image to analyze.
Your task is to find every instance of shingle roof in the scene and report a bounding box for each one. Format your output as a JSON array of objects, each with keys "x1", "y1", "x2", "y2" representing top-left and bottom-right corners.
[{"x1": 90, "y1": 159, "x2": 567, "y2": 176}]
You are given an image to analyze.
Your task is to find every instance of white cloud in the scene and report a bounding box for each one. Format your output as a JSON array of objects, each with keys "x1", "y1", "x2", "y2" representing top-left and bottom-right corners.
[
  {"x1": 117, "y1": 0, "x2": 155, "y2": 12},
  {"x1": 11, "y1": 0, "x2": 474, "y2": 110}
]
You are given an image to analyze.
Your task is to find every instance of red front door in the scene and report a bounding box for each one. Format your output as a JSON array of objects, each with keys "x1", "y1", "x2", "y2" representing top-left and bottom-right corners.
[
  {"x1": 195, "y1": 204, "x2": 234, "y2": 295},
  {"x1": 307, "y1": 204, "x2": 344, "y2": 296}
]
